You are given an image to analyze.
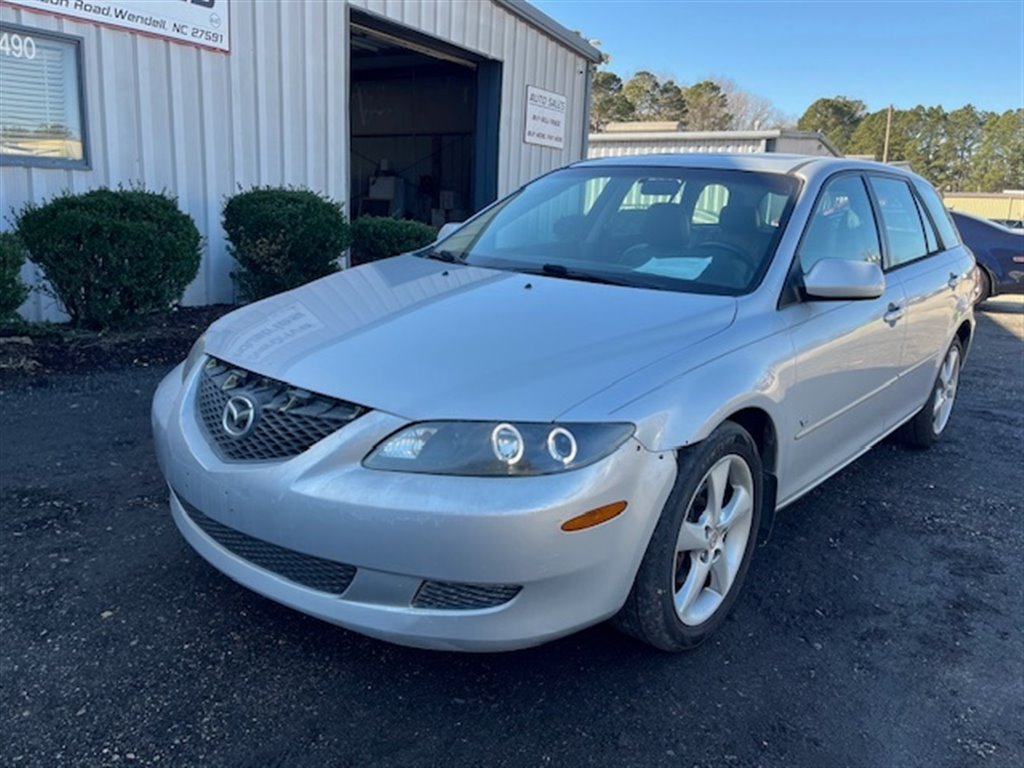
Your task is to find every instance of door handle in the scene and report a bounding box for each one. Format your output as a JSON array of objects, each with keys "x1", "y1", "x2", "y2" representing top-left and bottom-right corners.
[
  {"x1": 947, "y1": 272, "x2": 959, "y2": 290},
  {"x1": 884, "y1": 303, "x2": 904, "y2": 326}
]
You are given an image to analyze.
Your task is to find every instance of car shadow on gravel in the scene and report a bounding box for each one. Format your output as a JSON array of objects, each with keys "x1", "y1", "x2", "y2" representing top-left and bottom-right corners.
[{"x1": 977, "y1": 298, "x2": 1023, "y2": 314}]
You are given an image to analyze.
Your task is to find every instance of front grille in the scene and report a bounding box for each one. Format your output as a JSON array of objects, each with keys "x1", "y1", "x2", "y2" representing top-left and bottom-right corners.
[
  {"x1": 196, "y1": 357, "x2": 366, "y2": 461},
  {"x1": 179, "y1": 495, "x2": 357, "y2": 595},
  {"x1": 412, "y1": 581, "x2": 522, "y2": 610}
]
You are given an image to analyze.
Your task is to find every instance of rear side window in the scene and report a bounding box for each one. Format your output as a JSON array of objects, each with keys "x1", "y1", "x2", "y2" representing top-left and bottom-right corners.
[
  {"x1": 913, "y1": 194, "x2": 939, "y2": 254},
  {"x1": 692, "y1": 183, "x2": 729, "y2": 224},
  {"x1": 797, "y1": 175, "x2": 881, "y2": 272},
  {"x1": 759, "y1": 191, "x2": 789, "y2": 228},
  {"x1": 868, "y1": 176, "x2": 929, "y2": 268},
  {"x1": 914, "y1": 181, "x2": 961, "y2": 249}
]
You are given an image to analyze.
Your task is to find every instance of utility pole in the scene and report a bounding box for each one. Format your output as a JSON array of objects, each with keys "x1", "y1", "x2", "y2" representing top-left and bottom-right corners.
[{"x1": 882, "y1": 104, "x2": 893, "y2": 163}]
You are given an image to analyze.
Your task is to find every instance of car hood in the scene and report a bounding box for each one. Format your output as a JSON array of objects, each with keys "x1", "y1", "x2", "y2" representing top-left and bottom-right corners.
[{"x1": 204, "y1": 255, "x2": 737, "y2": 421}]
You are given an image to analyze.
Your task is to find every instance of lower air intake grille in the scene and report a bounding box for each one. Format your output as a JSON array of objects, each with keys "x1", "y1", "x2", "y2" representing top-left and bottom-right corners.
[
  {"x1": 412, "y1": 580, "x2": 522, "y2": 610},
  {"x1": 179, "y1": 495, "x2": 357, "y2": 595}
]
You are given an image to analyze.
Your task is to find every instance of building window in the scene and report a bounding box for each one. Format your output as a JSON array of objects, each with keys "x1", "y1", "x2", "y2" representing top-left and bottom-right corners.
[{"x1": 0, "y1": 24, "x2": 88, "y2": 168}]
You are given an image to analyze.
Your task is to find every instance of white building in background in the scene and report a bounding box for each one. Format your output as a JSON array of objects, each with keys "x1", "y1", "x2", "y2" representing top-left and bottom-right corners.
[
  {"x1": 589, "y1": 122, "x2": 841, "y2": 159},
  {"x1": 0, "y1": 0, "x2": 601, "y2": 320}
]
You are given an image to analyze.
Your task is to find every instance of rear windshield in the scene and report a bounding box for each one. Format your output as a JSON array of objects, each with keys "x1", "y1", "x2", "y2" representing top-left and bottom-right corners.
[{"x1": 432, "y1": 167, "x2": 800, "y2": 295}]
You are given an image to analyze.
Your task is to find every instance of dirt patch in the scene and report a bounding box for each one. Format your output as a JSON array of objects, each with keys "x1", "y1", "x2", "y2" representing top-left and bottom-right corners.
[{"x1": 0, "y1": 304, "x2": 236, "y2": 382}]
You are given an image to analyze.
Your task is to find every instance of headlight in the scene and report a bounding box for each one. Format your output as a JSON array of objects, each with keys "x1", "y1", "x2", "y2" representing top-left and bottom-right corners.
[
  {"x1": 363, "y1": 421, "x2": 634, "y2": 476},
  {"x1": 181, "y1": 333, "x2": 207, "y2": 383}
]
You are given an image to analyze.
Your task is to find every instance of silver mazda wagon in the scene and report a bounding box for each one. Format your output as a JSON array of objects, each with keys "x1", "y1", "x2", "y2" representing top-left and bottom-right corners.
[{"x1": 152, "y1": 154, "x2": 976, "y2": 651}]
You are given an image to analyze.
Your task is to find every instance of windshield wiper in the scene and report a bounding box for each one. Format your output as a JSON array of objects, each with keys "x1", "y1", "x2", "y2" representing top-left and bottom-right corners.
[
  {"x1": 421, "y1": 248, "x2": 460, "y2": 263},
  {"x1": 534, "y1": 263, "x2": 634, "y2": 287}
]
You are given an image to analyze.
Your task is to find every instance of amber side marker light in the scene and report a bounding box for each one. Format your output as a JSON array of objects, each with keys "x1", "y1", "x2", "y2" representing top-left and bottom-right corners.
[{"x1": 561, "y1": 501, "x2": 628, "y2": 532}]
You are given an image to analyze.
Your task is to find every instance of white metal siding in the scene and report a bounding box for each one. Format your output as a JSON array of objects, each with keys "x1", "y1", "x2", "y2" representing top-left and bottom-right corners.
[
  {"x1": 2, "y1": 0, "x2": 590, "y2": 320},
  {"x1": 588, "y1": 134, "x2": 839, "y2": 160},
  {"x1": 1, "y1": 1, "x2": 349, "y2": 319},
  {"x1": 772, "y1": 136, "x2": 835, "y2": 156},
  {"x1": 588, "y1": 138, "x2": 769, "y2": 158}
]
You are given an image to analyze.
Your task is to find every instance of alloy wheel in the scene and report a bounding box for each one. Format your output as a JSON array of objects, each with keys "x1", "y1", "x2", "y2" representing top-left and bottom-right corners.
[
  {"x1": 932, "y1": 345, "x2": 961, "y2": 435},
  {"x1": 672, "y1": 454, "x2": 755, "y2": 626}
]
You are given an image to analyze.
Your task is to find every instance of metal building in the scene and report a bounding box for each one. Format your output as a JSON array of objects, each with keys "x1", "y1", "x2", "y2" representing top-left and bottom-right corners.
[
  {"x1": 0, "y1": 0, "x2": 601, "y2": 320},
  {"x1": 943, "y1": 192, "x2": 1024, "y2": 225},
  {"x1": 588, "y1": 123, "x2": 841, "y2": 159}
]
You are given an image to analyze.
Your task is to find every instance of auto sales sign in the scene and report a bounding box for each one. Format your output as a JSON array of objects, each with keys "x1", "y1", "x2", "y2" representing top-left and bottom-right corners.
[{"x1": 6, "y1": 0, "x2": 230, "y2": 52}]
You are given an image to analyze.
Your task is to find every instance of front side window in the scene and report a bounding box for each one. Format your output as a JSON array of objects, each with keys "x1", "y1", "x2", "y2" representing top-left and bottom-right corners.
[
  {"x1": 797, "y1": 175, "x2": 881, "y2": 273},
  {"x1": 0, "y1": 25, "x2": 87, "y2": 167},
  {"x1": 869, "y1": 176, "x2": 929, "y2": 268},
  {"x1": 435, "y1": 167, "x2": 800, "y2": 296}
]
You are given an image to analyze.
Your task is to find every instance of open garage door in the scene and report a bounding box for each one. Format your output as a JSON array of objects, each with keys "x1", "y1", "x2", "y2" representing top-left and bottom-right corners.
[{"x1": 350, "y1": 12, "x2": 500, "y2": 229}]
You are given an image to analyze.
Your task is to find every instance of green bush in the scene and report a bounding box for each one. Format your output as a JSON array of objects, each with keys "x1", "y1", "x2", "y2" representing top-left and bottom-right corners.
[
  {"x1": 0, "y1": 232, "x2": 30, "y2": 321},
  {"x1": 350, "y1": 216, "x2": 438, "y2": 266},
  {"x1": 223, "y1": 187, "x2": 351, "y2": 300},
  {"x1": 15, "y1": 188, "x2": 202, "y2": 330}
]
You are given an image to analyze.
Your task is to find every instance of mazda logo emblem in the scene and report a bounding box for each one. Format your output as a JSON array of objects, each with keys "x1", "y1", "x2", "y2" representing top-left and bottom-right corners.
[{"x1": 222, "y1": 394, "x2": 257, "y2": 437}]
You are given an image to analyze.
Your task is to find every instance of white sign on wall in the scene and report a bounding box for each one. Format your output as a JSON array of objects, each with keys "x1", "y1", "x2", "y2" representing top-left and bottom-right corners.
[
  {"x1": 525, "y1": 85, "x2": 567, "y2": 150},
  {"x1": 7, "y1": 0, "x2": 230, "y2": 52}
]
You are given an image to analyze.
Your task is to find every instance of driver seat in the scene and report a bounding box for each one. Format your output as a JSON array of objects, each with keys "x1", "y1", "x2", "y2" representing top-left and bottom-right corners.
[{"x1": 716, "y1": 203, "x2": 761, "y2": 260}]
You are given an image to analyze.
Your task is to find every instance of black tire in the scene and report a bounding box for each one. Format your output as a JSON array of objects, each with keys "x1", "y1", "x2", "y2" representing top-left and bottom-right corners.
[
  {"x1": 613, "y1": 421, "x2": 763, "y2": 651},
  {"x1": 900, "y1": 337, "x2": 963, "y2": 449},
  {"x1": 976, "y1": 269, "x2": 991, "y2": 305}
]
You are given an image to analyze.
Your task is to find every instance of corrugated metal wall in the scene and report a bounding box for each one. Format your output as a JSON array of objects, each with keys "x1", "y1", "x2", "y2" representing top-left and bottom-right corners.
[
  {"x1": 587, "y1": 134, "x2": 838, "y2": 159},
  {"x1": 1, "y1": 0, "x2": 591, "y2": 320},
  {"x1": 588, "y1": 138, "x2": 769, "y2": 159},
  {"x1": 943, "y1": 193, "x2": 1024, "y2": 221},
  {"x1": 771, "y1": 135, "x2": 836, "y2": 156}
]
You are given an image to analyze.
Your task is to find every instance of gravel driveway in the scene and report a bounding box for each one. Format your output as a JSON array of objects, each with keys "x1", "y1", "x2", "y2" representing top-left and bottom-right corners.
[{"x1": 2, "y1": 300, "x2": 1022, "y2": 768}]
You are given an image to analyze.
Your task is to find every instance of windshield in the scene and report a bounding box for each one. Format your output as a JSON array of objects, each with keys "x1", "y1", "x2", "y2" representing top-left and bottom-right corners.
[{"x1": 430, "y1": 166, "x2": 800, "y2": 295}]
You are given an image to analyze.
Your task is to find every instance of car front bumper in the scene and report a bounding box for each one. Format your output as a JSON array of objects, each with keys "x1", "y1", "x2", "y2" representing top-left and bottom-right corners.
[{"x1": 152, "y1": 364, "x2": 677, "y2": 651}]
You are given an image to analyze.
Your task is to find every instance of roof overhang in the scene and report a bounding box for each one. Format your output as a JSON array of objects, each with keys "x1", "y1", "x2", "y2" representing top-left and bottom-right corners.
[{"x1": 493, "y1": 0, "x2": 604, "y2": 63}]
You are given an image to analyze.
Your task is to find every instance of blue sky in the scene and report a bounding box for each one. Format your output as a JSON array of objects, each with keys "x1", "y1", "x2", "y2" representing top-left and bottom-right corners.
[{"x1": 533, "y1": 0, "x2": 1024, "y2": 118}]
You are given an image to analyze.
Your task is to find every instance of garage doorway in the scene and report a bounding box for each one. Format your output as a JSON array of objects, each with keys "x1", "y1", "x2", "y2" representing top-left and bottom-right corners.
[{"x1": 350, "y1": 12, "x2": 500, "y2": 229}]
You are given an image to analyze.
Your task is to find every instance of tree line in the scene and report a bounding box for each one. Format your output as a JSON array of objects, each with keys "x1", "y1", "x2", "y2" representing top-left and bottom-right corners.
[
  {"x1": 591, "y1": 70, "x2": 786, "y2": 133},
  {"x1": 797, "y1": 97, "x2": 1022, "y2": 193},
  {"x1": 591, "y1": 70, "x2": 1022, "y2": 193}
]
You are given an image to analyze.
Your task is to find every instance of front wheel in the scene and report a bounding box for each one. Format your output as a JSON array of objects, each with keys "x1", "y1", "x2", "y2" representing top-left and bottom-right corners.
[
  {"x1": 900, "y1": 338, "x2": 963, "y2": 449},
  {"x1": 613, "y1": 422, "x2": 762, "y2": 651},
  {"x1": 976, "y1": 269, "x2": 991, "y2": 304}
]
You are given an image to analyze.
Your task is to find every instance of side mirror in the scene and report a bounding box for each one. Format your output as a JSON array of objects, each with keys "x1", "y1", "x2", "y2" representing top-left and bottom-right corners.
[
  {"x1": 802, "y1": 259, "x2": 885, "y2": 300},
  {"x1": 436, "y1": 221, "x2": 463, "y2": 241}
]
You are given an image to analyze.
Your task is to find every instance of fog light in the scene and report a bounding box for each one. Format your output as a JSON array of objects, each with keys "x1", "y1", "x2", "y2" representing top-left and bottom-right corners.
[{"x1": 490, "y1": 423, "x2": 524, "y2": 465}]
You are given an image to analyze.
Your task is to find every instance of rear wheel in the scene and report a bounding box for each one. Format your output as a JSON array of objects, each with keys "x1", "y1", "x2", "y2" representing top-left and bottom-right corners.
[
  {"x1": 900, "y1": 338, "x2": 963, "y2": 449},
  {"x1": 613, "y1": 422, "x2": 762, "y2": 651}
]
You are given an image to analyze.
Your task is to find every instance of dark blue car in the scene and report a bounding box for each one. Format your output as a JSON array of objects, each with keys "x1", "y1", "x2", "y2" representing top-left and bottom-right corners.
[{"x1": 950, "y1": 211, "x2": 1024, "y2": 302}]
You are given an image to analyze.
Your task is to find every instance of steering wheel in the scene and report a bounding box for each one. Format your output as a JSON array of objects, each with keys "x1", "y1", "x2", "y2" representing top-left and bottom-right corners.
[
  {"x1": 697, "y1": 240, "x2": 753, "y2": 264},
  {"x1": 696, "y1": 241, "x2": 757, "y2": 287}
]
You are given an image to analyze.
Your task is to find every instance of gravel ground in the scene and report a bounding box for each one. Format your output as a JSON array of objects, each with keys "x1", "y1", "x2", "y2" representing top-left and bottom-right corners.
[{"x1": 2, "y1": 300, "x2": 1022, "y2": 768}]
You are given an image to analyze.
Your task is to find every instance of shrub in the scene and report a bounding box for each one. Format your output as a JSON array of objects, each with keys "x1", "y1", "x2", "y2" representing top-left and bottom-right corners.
[
  {"x1": 350, "y1": 216, "x2": 438, "y2": 266},
  {"x1": 15, "y1": 188, "x2": 202, "y2": 330},
  {"x1": 0, "y1": 232, "x2": 30, "y2": 321},
  {"x1": 223, "y1": 187, "x2": 351, "y2": 301}
]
